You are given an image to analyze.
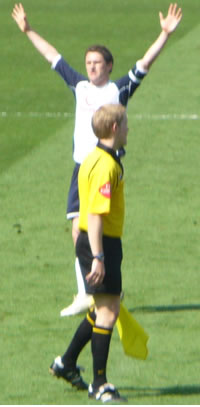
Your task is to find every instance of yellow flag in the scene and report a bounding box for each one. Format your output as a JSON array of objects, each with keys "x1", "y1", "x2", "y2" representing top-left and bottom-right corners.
[{"x1": 116, "y1": 303, "x2": 149, "y2": 360}]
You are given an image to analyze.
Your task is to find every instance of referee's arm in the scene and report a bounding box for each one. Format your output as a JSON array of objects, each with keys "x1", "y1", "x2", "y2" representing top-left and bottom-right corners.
[{"x1": 86, "y1": 214, "x2": 105, "y2": 287}]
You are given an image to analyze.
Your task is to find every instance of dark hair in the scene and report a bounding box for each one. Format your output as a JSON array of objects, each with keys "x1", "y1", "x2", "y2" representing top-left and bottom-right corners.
[{"x1": 85, "y1": 45, "x2": 114, "y2": 67}]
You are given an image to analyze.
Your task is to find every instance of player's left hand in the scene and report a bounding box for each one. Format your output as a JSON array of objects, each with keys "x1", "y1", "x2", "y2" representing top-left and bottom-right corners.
[
  {"x1": 12, "y1": 3, "x2": 30, "y2": 32},
  {"x1": 159, "y1": 3, "x2": 182, "y2": 35}
]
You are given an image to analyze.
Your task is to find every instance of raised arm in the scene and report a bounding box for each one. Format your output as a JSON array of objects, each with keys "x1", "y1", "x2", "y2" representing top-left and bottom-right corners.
[
  {"x1": 138, "y1": 3, "x2": 182, "y2": 71},
  {"x1": 12, "y1": 3, "x2": 59, "y2": 64}
]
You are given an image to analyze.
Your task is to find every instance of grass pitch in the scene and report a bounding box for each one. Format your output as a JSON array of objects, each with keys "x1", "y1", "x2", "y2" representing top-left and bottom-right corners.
[{"x1": 1, "y1": 0, "x2": 200, "y2": 404}]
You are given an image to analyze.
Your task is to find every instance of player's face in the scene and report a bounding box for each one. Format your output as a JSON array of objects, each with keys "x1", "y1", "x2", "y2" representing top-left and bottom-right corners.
[{"x1": 85, "y1": 52, "x2": 112, "y2": 86}]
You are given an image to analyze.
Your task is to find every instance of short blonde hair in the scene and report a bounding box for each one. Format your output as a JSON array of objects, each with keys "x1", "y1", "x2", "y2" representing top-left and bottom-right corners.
[{"x1": 92, "y1": 104, "x2": 126, "y2": 139}]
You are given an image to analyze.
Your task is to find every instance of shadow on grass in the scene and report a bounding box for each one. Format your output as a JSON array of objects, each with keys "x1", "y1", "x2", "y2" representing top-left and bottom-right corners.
[
  {"x1": 119, "y1": 384, "x2": 200, "y2": 398},
  {"x1": 129, "y1": 304, "x2": 200, "y2": 313}
]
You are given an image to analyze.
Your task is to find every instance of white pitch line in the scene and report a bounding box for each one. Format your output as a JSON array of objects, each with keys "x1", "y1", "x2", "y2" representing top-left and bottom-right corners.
[
  {"x1": 134, "y1": 113, "x2": 200, "y2": 120},
  {"x1": 0, "y1": 111, "x2": 74, "y2": 118},
  {"x1": 0, "y1": 112, "x2": 199, "y2": 120}
]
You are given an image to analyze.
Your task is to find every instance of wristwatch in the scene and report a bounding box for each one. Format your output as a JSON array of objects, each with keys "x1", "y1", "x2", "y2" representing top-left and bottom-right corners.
[{"x1": 93, "y1": 252, "x2": 104, "y2": 262}]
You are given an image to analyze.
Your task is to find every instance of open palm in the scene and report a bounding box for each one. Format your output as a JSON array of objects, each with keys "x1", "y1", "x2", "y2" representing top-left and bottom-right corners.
[
  {"x1": 159, "y1": 3, "x2": 182, "y2": 34},
  {"x1": 12, "y1": 3, "x2": 29, "y2": 32}
]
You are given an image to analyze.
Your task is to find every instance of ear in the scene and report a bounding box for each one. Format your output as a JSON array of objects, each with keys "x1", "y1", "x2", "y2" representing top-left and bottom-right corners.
[
  {"x1": 112, "y1": 121, "x2": 118, "y2": 133},
  {"x1": 107, "y1": 62, "x2": 113, "y2": 73}
]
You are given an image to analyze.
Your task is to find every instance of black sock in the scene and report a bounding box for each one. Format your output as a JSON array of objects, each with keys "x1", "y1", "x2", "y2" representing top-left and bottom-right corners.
[
  {"x1": 61, "y1": 308, "x2": 96, "y2": 370},
  {"x1": 91, "y1": 325, "x2": 113, "y2": 390}
]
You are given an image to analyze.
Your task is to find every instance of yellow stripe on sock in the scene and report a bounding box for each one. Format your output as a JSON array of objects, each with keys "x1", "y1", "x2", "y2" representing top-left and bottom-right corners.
[
  {"x1": 93, "y1": 326, "x2": 111, "y2": 335},
  {"x1": 86, "y1": 313, "x2": 95, "y2": 326}
]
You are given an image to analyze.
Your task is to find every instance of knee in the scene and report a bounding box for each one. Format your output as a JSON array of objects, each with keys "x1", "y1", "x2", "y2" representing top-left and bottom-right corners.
[
  {"x1": 111, "y1": 303, "x2": 120, "y2": 325},
  {"x1": 95, "y1": 301, "x2": 120, "y2": 328}
]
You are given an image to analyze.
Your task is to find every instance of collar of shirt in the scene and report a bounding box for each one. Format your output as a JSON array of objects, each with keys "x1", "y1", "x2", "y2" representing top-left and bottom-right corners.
[{"x1": 97, "y1": 141, "x2": 124, "y2": 177}]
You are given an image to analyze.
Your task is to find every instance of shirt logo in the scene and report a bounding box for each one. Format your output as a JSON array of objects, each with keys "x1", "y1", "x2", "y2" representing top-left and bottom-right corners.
[{"x1": 99, "y1": 182, "x2": 111, "y2": 198}]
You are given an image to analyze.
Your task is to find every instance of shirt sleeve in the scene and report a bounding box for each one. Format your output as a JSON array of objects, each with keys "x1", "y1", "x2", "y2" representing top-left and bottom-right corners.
[
  {"x1": 51, "y1": 55, "x2": 87, "y2": 95},
  {"x1": 88, "y1": 165, "x2": 115, "y2": 215},
  {"x1": 115, "y1": 60, "x2": 148, "y2": 106}
]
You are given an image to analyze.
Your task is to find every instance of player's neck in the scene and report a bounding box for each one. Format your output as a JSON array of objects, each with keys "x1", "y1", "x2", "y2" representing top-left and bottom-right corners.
[
  {"x1": 90, "y1": 75, "x2": 110, "y2": 87},
  {"x1": 100, "y1": 137, "x2": 116, "y2": 151}
]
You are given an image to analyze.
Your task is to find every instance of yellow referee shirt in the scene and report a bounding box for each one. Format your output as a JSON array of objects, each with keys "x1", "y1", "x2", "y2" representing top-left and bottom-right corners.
[{"x1": 78, "y1": 142, "x2": 124, "y2": 238}]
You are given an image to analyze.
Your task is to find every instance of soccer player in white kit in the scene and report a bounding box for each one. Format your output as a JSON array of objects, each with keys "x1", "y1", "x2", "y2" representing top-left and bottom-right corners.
[{"x1": 12, "y1": 3, "x2": 182, "y2": 316}]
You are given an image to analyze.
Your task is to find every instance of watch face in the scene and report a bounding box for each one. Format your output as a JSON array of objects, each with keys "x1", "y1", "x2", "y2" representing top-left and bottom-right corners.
[{"x1": 94, "y1": 253, "x2": 104, "y2": 261}]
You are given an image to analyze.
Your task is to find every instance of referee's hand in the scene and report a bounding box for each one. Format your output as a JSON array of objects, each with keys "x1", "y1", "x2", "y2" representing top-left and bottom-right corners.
[{"x1": 86, "y1": 259, "x2": 105, "y2": 287}]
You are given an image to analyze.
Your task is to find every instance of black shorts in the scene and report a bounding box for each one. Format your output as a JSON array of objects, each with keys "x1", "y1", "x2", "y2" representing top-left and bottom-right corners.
[
  {"x1": 66, "y1": 163, "x2": 80, "y2": 219},
  {"x1": 76, "y1": 231, "x2": 123, "y2": 295}
]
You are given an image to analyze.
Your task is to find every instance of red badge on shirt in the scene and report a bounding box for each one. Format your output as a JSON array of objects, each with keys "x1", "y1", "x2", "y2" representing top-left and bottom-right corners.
[{"x1": 99, "y1": 182, "x2": 111, "y2": 198}]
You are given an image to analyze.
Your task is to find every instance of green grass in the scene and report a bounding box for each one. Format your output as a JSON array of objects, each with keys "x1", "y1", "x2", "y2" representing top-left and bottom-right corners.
[{"x1": 1, "y1": 0, "x2": 200, "y2": 404}]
